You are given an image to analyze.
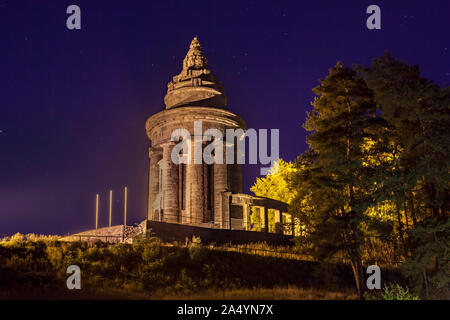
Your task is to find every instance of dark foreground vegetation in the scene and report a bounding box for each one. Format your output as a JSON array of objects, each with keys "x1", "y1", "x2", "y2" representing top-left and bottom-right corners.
[{"x1": 0, "y1": 233, "x2": 405, "y2": 300}]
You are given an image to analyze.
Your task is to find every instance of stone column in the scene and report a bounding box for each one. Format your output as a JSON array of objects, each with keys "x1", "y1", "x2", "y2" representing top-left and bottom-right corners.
[
  {"x1": 186, "y1": 137, "x2": 204, "y2": 225},
  {"x1": 243, "y1": 204, "x2": 250, "y2": 230},
  {"x1": 203, "y1": 163, "x2": 210, "y2": 222},
  {"x1": 221, "y1": 191, "x2": 232, "y2": 229},
  {"x1": 258, "y1": 207, "x2": 266, "y2": 232},
  {"x1": 162, "y1": 143, "x2": 179, "y2": 223},
  {"x1": 148, "y1": 147, "x2": 162, "y2": 221},
  {"x1": 274, "y1": 210, "x2": 281, "y2": 234},
  {"x1": 292, "y1": 217, "x2": 297, "y2": 236},
  {"x1": 263, "y1": 207, "x2": 269, "y2": 233},
  {"x1": 214, "y1": 143, "x2": 228, "y2": 228},
  {"x1": 229, "y1": 163, "x2": 243, "y2": 194}
]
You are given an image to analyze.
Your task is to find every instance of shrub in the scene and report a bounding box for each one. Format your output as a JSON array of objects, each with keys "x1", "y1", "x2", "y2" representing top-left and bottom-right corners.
[
  {"x1": 10, "y1": 233, "x2": 24, "y2": 243},
  {"x1": 364, "y1": 283, "x2": 419, "y2": 300}
]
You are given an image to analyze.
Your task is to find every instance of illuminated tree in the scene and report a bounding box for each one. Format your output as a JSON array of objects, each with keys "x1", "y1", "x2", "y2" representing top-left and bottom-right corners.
[
  {"x1": 300, "y1": 62, "x2": 381, "y2": 298},
  {"x1": 250, "y1": 159, "x2": 297, "y2": 204},
  {"x1": 360, "y1": 54, "x2": 450, "y2": 298},
  {"x1": 249, "y1": 159, "x2": 297, "y2": 232},
  {"x1": 360, "y1": 53, "x2": 449, "y2": 222}
]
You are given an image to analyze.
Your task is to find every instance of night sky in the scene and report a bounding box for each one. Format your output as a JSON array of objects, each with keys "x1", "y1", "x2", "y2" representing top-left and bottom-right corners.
[{"x1": 1, "y1": 1, "x2": 449, "y2": 235}]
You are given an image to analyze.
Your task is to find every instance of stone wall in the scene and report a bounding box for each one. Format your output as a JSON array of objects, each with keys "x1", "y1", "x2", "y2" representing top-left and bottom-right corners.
[{"x1": 146, "y1": 220, "x2": 293, "y2": 246}]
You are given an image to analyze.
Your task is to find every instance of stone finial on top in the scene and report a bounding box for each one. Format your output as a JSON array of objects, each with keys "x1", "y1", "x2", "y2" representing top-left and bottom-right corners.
[
  {"x1": 164, "y1": 37, "x2": 227, "y2": 109},
  {"x1": 190, "y1": 36, "x2": 201, "y2": 49},
  {"x1": 182, "y1": 37, "x2": 209, "y2": 71}
]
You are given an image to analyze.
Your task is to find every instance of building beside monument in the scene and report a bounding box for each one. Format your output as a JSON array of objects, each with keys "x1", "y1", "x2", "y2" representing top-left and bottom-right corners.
[{"x1": 145, "y1": 37, "x2": 294, "y2": 235}]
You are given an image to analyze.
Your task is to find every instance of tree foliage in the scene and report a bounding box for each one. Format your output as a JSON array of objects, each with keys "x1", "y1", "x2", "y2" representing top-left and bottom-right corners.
[
  {"x1": 250, "y1": 159, "x2": 297, "y2": 204},
  {"x1": 250, "y1": 54, "x2": 449, "y2": 299}
]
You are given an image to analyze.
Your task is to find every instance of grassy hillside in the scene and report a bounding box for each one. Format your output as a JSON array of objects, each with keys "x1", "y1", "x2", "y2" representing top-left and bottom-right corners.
[{"x1": 0, "y1": 233, "x2": 399, "y2": 300}]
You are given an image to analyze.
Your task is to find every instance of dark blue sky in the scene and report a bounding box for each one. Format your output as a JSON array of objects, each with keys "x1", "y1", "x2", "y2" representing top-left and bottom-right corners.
[{"x1": 1, "y1": 1, "x2": 449, "y2": 235}]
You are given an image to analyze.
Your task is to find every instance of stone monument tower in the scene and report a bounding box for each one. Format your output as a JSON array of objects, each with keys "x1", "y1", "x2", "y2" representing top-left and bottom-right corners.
[{"x1": 145, "y1": 37, "x2": 246, "y2": 228}]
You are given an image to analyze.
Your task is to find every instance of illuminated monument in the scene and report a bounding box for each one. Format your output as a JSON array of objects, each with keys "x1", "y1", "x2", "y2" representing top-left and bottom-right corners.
[{"x1": 145, "y1": 38, "x2": 293, "y2": 233}]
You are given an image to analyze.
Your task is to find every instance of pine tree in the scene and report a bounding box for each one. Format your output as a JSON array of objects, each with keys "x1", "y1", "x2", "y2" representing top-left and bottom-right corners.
[
  {"x1": 360, "y1": 53, "x2": 450, "y2": 298},
  {"x1": 301, "y1": 62, "x2": 380, "y2": 298},
  {"x1": 360, "y1": 53, "x2": 450, "y2": 222}
]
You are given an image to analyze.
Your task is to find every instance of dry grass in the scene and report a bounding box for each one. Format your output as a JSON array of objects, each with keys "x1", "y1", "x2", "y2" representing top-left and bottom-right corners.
[
  {"x1": 0, "y1": 232, "x2": 60, "y2": 243},
  {"x1": 149, "y1": 286, "x2": 357, "y2": 300},
  {"x1": 2, "y1": 286, "x2": 357, "y2": 300}
]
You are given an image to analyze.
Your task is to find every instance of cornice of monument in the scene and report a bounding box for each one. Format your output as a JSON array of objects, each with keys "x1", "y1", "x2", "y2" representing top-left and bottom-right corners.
[
  {"x1": 145, "y1": 106, "x2": 246, "y2": 141},
  {"x1": 164, "y1": 37, "x2": 227, "y2": 110}
]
